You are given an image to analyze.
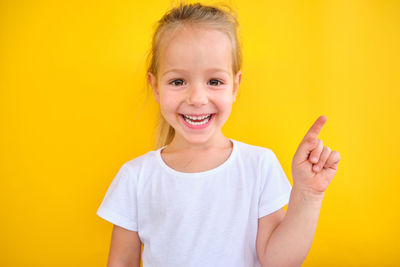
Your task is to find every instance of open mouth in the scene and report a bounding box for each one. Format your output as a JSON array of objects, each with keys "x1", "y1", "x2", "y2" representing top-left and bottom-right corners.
[{"x1": 180, "y1": 113, "x2": 214, "y2": 126}]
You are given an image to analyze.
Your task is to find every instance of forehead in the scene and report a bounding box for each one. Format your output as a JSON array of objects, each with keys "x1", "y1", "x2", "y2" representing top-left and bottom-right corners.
[{"x1": 158, "y1": 25, "x2": 232, "y2": 75}]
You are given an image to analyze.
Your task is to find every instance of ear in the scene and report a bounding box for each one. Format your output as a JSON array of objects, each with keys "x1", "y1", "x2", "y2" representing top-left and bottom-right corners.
[
  {"x1": 148, "y1": 72, "x2": 160, "y2": 103},
  {"x1": 232, "y1": 70, "x2": 242, "y2": 102}
]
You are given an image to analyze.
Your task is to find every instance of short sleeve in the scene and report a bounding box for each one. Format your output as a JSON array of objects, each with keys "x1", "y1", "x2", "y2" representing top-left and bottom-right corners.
[
  {"x1": 96, "y1": 164, "x2": 138, "y2": 231},
  {"x1": 258, "y1": 150, "x2": 292, "y2": 218}
]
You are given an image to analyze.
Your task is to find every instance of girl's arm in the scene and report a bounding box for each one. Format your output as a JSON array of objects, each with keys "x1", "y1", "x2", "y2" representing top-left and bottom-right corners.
[
  {"x1": 107, "y1": 225, "x2": 141, "y2": 267},
  {"x1": 260, "y1": 186, "x2": 324, "y2": 267},
  {"x1": 260, "y1": 116, "x2": 340, "y2": 267}
]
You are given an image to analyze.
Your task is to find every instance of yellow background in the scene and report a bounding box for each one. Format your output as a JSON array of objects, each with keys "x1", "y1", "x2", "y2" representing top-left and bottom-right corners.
[{"x1": 1, "y1": 0, "x2": 399, "y2": 266}]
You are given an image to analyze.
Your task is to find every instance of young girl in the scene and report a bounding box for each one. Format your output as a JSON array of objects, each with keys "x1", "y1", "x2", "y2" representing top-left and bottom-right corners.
[{"x1": 96, "y1": 2, "x2": 341, "y2": 267}]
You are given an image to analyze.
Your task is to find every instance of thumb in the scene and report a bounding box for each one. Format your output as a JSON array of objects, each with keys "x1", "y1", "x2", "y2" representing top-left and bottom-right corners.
[{"x1": 292, "y1": 136, "x2": 319, "y2": 165}]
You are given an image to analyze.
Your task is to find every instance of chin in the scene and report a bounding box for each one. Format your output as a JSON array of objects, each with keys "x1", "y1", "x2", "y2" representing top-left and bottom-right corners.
[{"x1": 181, "y1": 132, "x2": 215, "y2": 145}]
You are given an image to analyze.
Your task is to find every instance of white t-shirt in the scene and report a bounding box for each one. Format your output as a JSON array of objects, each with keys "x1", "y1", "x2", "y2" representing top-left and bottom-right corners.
[{"x1": 96, "y1": 139, "x2": 292, "y2": 267}]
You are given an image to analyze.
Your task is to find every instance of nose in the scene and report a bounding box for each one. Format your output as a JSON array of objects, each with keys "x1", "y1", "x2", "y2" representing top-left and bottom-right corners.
[{"x1": 187, "y1": 84, "x2": 208, "y2": 106}]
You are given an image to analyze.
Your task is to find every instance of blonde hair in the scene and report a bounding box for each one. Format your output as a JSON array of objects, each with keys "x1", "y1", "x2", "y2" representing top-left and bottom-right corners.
[{"x1": 146, "y1": 1, "x2": 243, "y2": 149}]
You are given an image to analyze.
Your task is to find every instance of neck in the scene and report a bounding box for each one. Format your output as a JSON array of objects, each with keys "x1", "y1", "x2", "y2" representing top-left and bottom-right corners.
[{"x1": 165, "y1": 132, "x2": 231, "y2": 153}]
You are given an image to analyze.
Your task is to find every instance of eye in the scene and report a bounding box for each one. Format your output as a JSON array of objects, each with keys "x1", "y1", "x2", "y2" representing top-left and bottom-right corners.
[
  {"x1": 170, "y1": 79, "x2": 185, "y2": 86},
  {"x1": 208, "y1": 79, "x2": 223, "y2": 86}
]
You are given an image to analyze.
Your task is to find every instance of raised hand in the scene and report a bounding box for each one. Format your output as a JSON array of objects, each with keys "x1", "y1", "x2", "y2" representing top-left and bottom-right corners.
[{"x1": 291, "y1": 115, "x2": 341, "y2": 196}]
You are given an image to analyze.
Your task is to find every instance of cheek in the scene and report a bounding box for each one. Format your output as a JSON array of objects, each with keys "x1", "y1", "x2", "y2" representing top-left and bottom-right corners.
[
  {"x1": 160, "y1": 92, "x2": 180, "y2": 113},
  {"x1": 216, "y1": 96, "x2": 234, "y2": 111}
]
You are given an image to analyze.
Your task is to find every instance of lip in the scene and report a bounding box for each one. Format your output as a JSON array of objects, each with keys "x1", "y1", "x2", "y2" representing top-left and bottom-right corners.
[{"x1": 179, "y1": 113, "x2": 215, "y2": 130}]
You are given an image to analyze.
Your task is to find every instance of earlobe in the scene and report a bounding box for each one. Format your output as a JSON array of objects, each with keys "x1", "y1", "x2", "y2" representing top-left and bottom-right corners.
[{"x1": 148, "y1": 72, "x2": 160, "y2": 103}]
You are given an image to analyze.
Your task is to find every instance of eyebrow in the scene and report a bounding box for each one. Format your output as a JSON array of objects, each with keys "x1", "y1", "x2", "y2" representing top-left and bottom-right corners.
[{"x1": 162, "y1": 68, "x2": 231, "y2": 76}]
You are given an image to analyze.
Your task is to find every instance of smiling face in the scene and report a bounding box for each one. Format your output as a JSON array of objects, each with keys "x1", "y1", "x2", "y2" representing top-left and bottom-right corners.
[{"x1": 148, "y1": 24, "x2": 242, "y2": 148}]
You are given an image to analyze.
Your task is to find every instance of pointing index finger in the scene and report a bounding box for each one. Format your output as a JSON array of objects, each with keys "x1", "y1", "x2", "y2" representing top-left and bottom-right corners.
[{"x1": 304, "y1": 115, "x2": 327, "y2": 140}]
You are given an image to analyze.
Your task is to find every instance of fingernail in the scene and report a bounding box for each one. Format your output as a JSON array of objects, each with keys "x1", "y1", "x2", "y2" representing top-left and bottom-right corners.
[
  {"x1": 314, "y1": 165, "x2": 320, "y2": 171},
  {"x1": 312, "y1": 157, "x2": 318, "y2": 163}
]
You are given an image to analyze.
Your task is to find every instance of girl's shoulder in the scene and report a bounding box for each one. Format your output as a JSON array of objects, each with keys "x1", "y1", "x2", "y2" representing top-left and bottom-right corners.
[
  {"x1": 232, "y1": 139, "x2": 275, "y2": 159},
  {"x1": 120, "y1": 148, "x2": 161, "y2": 173},
  {"x1": 233, "y1": 139, "x2": 284, "y2": 172}
]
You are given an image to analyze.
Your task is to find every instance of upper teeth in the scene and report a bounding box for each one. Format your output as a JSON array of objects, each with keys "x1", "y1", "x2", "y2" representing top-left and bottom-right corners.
[{"x1": 183, "y1": 114, "x2": 211, "y2": 120}]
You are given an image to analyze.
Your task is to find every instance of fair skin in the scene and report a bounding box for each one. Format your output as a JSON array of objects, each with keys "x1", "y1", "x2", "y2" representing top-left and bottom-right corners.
[
  {"x1": 107, "y1": 225, "x2": 141, "y2": 267},
  {"x1": 258, "y1": 115, "x2": 341, "y2": 267},
  {"x1": 148, "y1": 24, "x2": 242, "y2": 172},
  {"x1": 109, "y1": 24, "x2": 341, "y2": 266}
]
